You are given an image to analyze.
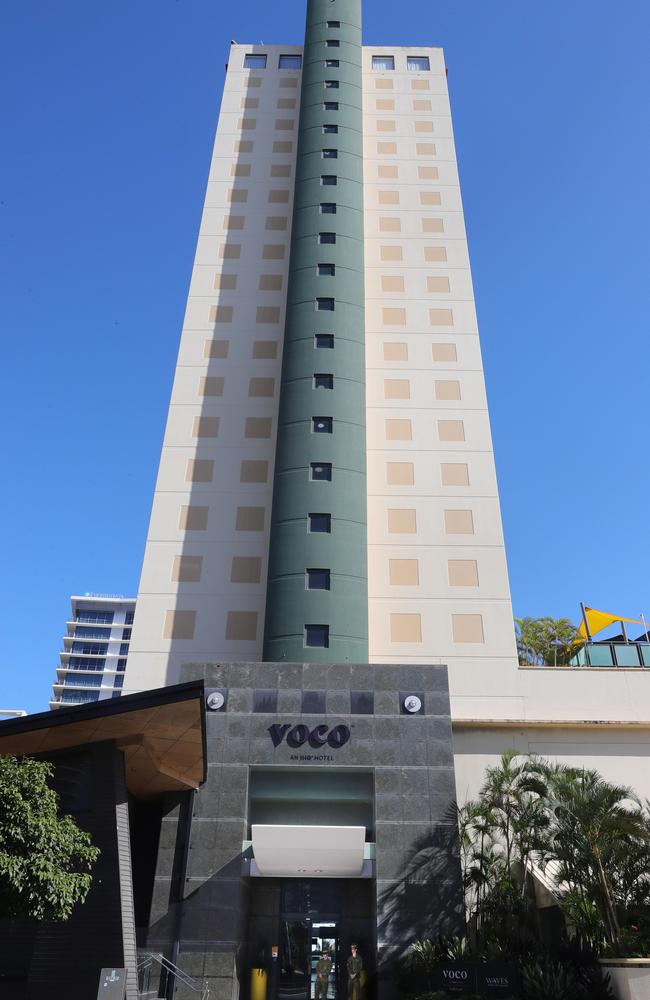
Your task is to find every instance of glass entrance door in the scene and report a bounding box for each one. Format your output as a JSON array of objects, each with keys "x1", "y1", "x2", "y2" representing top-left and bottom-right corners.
[
  {"x1": 278, "y1": 919, "x2": 311, "y2": 1000},
  {"x1": 310, "y1": 922, "x2": 338, "y2": 999}
]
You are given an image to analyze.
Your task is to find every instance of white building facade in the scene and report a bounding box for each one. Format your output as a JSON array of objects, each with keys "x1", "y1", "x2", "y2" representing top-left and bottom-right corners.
[{"x1": 51, "y1": 595, "x2": 135, "y2": 709}]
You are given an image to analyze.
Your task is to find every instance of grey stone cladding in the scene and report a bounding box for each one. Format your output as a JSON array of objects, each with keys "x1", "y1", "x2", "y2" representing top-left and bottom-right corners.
[{"x1": 146, "y1": 662, "x2": 463, "y2": 1000}]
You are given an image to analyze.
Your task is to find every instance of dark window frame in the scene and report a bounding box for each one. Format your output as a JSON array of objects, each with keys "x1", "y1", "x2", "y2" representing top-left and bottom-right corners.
[
  {"x1": 244, "y1": 54, "x2": 268, "y2": 69},
  {"x1": 306, "y1": 568, "x2": 331, "y2": 591},
  {"x1": 316, "y1": 297, "x2": 335, "y2": 311},
  {"x1": 314, "y1": 334, "x2": 335, "y2": 349},
  {"x1": 317, "y1": 263, "x2": 336, "y2": 276},
  {"x1": 304, "y1": 624, "x2": 330, "y2": 648},
  {"x1": 312, "y1": 416, "x2": 333, "y2": 433},
  {"x1": 319, "y1": 232, "x2": 336, "y2": 244},
  {"x1": 313, "y1": 373, "x2": 334, "y2": 389},
  {"x1": 310, "y1": 462, "x2": 332, "y2": 481},
  {"x1": 308, "y1": 513, "x2": 332, "y2": 533}
]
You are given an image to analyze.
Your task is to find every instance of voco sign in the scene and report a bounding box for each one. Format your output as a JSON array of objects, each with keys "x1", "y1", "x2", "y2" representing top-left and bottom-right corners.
[{"x1": 268, "y1": 723, "x2": 351, "y2": 750}]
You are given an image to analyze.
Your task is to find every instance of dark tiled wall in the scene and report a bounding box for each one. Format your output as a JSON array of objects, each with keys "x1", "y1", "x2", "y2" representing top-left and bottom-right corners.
[{"x1": 148, "y1": 662, "x2": 463, "y2": 1000}]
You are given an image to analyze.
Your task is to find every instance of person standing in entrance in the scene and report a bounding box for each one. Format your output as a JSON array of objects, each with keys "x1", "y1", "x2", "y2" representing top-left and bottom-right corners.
[
  {"x1": 347, "y1": 944, "x2": 363, "y2": 1000},
  {"x1": 315, "y1": 949, "x2": 333, "y2": 999}
]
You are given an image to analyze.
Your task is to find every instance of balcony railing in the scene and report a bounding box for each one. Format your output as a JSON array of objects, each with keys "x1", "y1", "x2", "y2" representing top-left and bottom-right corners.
[{"x1": 571, "y1": 641, "x2": 650, "y2": 668}]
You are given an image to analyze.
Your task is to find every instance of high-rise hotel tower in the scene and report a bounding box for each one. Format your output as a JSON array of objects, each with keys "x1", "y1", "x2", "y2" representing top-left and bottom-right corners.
[{"x1": 125, "y1": 0, "x2": 518, "y2": 698}]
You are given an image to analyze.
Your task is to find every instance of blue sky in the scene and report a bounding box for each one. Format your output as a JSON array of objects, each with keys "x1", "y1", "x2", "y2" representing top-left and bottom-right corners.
[{"x1": 1, "y1": 0, "x2": 649, "y2": 712}]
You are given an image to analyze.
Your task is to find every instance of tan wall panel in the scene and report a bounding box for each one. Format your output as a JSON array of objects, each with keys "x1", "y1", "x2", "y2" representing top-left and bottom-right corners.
[
  {"x1": 441, "y1": 463, "x2": 469, "y2": 486},
  {"x1": 226, "y1": 611, "x2": 258, "y2": 640},
  {"x1": 452, "y1": 614, "x2": 484, "y2": 643},
  {"x1": 179, "y1": 506, "x2": 209, "y2": 531},
  {"x1": 390, "y1": 613, "x2": 422, "y2": 642},
  {"x1": 231, "y1": 557, "x2": 262, "y2": 584},
  {"x1": 444, "y1": 509, "x2": 474, "y2": 534},
  {"x1": 387, "y1": 462, "x2": 414, "y2": 486},
  {"x1": 172, "y1": 555, "x2": 203, "y2": 583},
  {"x1": 387, "y1": 509, "x2": 417, "y2": 533},
  {"x1": 236, "y1": 506, "x2": 266, "y2": 531},
  {"x1": 438, "y1": 419, "x2": 465, "y2": 442},
  {"x1": 385, "y1": 418, "x2": 412, "y2": 441},
  {"x1": 389, "y1": 559, "x2": 419, "y2": 585},
  {"x1": 448, "y1": 560, "x2": 479, "y2": 586},
  {"x1": 163, "y1": 610, "x2": 196, "y2": 641}
]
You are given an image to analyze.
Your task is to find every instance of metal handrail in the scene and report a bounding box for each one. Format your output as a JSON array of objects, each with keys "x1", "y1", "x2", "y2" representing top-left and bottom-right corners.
[{"x1": 137, "y1": 951, "x2": 209, "y2": 1000}]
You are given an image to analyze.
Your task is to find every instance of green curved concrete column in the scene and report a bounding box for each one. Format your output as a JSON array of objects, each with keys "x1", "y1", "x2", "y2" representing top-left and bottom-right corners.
[{"x1": 263, "y1": 0, "x2": 368, "y2": 662}]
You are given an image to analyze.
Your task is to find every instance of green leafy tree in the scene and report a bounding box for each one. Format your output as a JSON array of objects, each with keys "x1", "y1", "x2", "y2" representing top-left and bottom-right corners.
[
  {"x1": 0, "y1": 755, "x2": 99, "y2": 921},
  {"x1": 515, "y1": 616, "x2": 581, "y2": 665}
]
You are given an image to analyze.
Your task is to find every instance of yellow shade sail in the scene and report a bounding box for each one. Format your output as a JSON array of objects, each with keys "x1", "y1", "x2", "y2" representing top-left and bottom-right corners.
[{"x1": 578, "y1": 607, "x2": 646, "y2": 640}]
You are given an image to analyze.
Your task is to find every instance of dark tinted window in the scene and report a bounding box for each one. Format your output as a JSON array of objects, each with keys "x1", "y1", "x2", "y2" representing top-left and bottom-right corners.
[
  {"x1": 323, "y1": 124, "x2": 338, "y2": 134},
  {"x1": 323, "y1": 101, "x2": 339, "y2": 111},
  {"x1": 312, "y1": 417, "x2": 333, "y2": 433},
  {"x1": 324, "y1": 80, "x2": 339, "y2": 89},
  {"x1": 320, "y1": 203, "x2": 336, "y2": 214},
  {"x1": 319, "y1": 232, "x2": 336, "y2": 244},
  {"x1": 310, "y1": 463, "x2": 332, "y2": 481},
  {"x1": 309, "y1": 513, "x2": 331, "y2": 533},
  {"x1": 318, "y1": 263, "x2": 335, "y2": 276},
  {"x1": 322, "y1": 148, "x2": 338, "y2": 158},
  {"x1": 313, "y1": 374, "x2": 334, "y2": 388},
  {"x1": 306, "y1": 568, "x2": 330, "y2": 590},
  {"x1": 316, "y1": 297, "x2": 335, "y2": 310},
  {"x1": 302, "y1": 690, "x2": 326, "y2": 712},
  {"x1": 314, "y1": 334, "x2": 334, "y2": 349},
  {"x1": 351, "y1": 691, "x2": 374, "y2": 715},
  {"x1": 304, "y1": 625, "x2": 329, "y2": 648},
  {"x1": 326, "y1": 40, "x2": 340, "y2": 47}
]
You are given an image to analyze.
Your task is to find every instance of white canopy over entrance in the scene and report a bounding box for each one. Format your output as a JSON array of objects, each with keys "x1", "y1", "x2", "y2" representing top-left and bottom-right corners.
[{"x1": 251, "y1": 824, "x2": 366, "y2": 877}]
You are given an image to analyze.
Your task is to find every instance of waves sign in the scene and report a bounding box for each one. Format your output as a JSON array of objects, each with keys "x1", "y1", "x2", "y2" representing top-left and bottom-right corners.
[{"x1": 435, "y1": 962, "x2": 519, "y2": 997}]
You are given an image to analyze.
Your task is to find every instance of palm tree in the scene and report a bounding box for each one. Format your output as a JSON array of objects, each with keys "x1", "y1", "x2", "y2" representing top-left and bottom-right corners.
[{"x1": 543, "y1": 765, "x2": 648, "y2": 946}]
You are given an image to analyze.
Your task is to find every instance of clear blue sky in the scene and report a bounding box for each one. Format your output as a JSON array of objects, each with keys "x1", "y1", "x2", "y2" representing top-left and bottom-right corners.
[{"x1": 1, "y1": 1, "x2": 649, "y2": 713}]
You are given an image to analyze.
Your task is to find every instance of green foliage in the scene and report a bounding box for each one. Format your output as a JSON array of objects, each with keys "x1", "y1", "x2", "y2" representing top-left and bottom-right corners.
[
  {"x1": 520, "y1": 955, "x2": 614, "y2": 1000},
  {"x1": 515, "y1": 616, "x2": 580, "y2": 665},
  {"x1": 0, "y1": 755, "x2": 99, "y2": 921},
  {"x1": 458, "y1": 752, "x2": 650, "y2": 958}
]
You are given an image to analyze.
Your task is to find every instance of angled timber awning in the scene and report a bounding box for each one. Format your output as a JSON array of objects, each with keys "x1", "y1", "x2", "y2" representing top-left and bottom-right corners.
[{"x1": 0, "y1": 681, "x2": 206, "y2": 799}]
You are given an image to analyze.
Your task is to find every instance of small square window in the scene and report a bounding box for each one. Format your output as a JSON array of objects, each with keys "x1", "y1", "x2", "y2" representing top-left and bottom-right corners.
[
  {"x1": 253, "y1": 689, "x2": 278, "y2": 712},
  {"x1": 306, "y1": 568, "x2": 330, "y2": 590},
  {"x1": 323, "y1": 101, "x2": 339, "y2": 111},
  {"x1": 351, "y1": 690, "x2": 374, "y2": 715},
  {"x1": 302, "y1": 689, "x2": 327, "y2": 712},
  {"x1": 309, "y1": 513, "x2": 331, "y2": 533},
  {"x1": 321, "y1": 175, "x2": 337, "y2": 186},
  {"x1": 372, "y1": 55, "x2": 395, "y2": 71},
  {"x1": 327, "y1": 20, "x2": 340, "y2": 28},
  {"x1": 320, "y1": 202, "x2": 336, "y2": 214},
  {"x1": 408, "y1": 56, "x2": 430, "y2": 71},
  {"x1": 117, "y1": 659, "x2": 127, "y2": 671},
  {"x1": 323, "y1": 124, "x2": 338, "y2": 134},
  {"x1": 310, "y1": 462, "x2": 332, "y2": 481},
  {"x1": 313, "y1": 373, "x2": 334, "y2": 389},
  {"x1": 326, "y1": 39, "x2": 340, "y2": 48},
  {"x1": 324, "y1": 80, "x2": 339, "y2": 89},
  {"x1": 305, "y1": 624, "x2": 329, "y2": 648},
  {"x1": 315, "y1": 334, "x2": 334, "y2": 349},
  {"x1": 322, "y1": 148, "x2": 338, "y2": 158},
  {"x1": 312, "y1": 416, "x2": 333, "y2": 433},
  {"x1": 279, "y1": 54, "x2": 302, "y2": 69},
  {"x1": 325, "y1": 59, "x2": 340, "y2": 68},
  {"x1": 244, "y1": 54, "x2": 267, "y2": 69},
  {"x1": 316, "y1": 297, "x2": 335, "y2": 311},
  {"x1": 319, "y1": 232, "x2": 336, "y2": 244},
  {"x1": 318, "y1": 263, "x2": 335, "y2": 276}
]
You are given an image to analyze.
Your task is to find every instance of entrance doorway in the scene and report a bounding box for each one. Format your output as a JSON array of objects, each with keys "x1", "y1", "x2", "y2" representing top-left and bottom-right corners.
[{"x1": 278, "y1": 919, "x2": 339, "y2": 1000}]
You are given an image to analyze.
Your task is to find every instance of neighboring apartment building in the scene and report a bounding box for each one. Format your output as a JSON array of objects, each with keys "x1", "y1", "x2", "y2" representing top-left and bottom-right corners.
[{"x1": 50, "y1": 595, "x2": 135, "y2": 709}]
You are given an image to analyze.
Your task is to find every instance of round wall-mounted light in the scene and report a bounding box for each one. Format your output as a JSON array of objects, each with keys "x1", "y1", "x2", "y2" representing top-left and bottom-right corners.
[
  {"x1": 206, "y1": 691, "x2": 225, "y2": 711},
  {"x1": 403, "y1": 694, "x2": 422, "y2": 714}
]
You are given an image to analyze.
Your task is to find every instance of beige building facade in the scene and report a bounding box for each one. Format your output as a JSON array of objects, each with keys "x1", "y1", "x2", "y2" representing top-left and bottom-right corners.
[
  {"x1": 125, "y1": 35, "x2": 650, "y2": 806},
  {"x1": 126, "y1": 42, "x2": 519, "y2": 698}
]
